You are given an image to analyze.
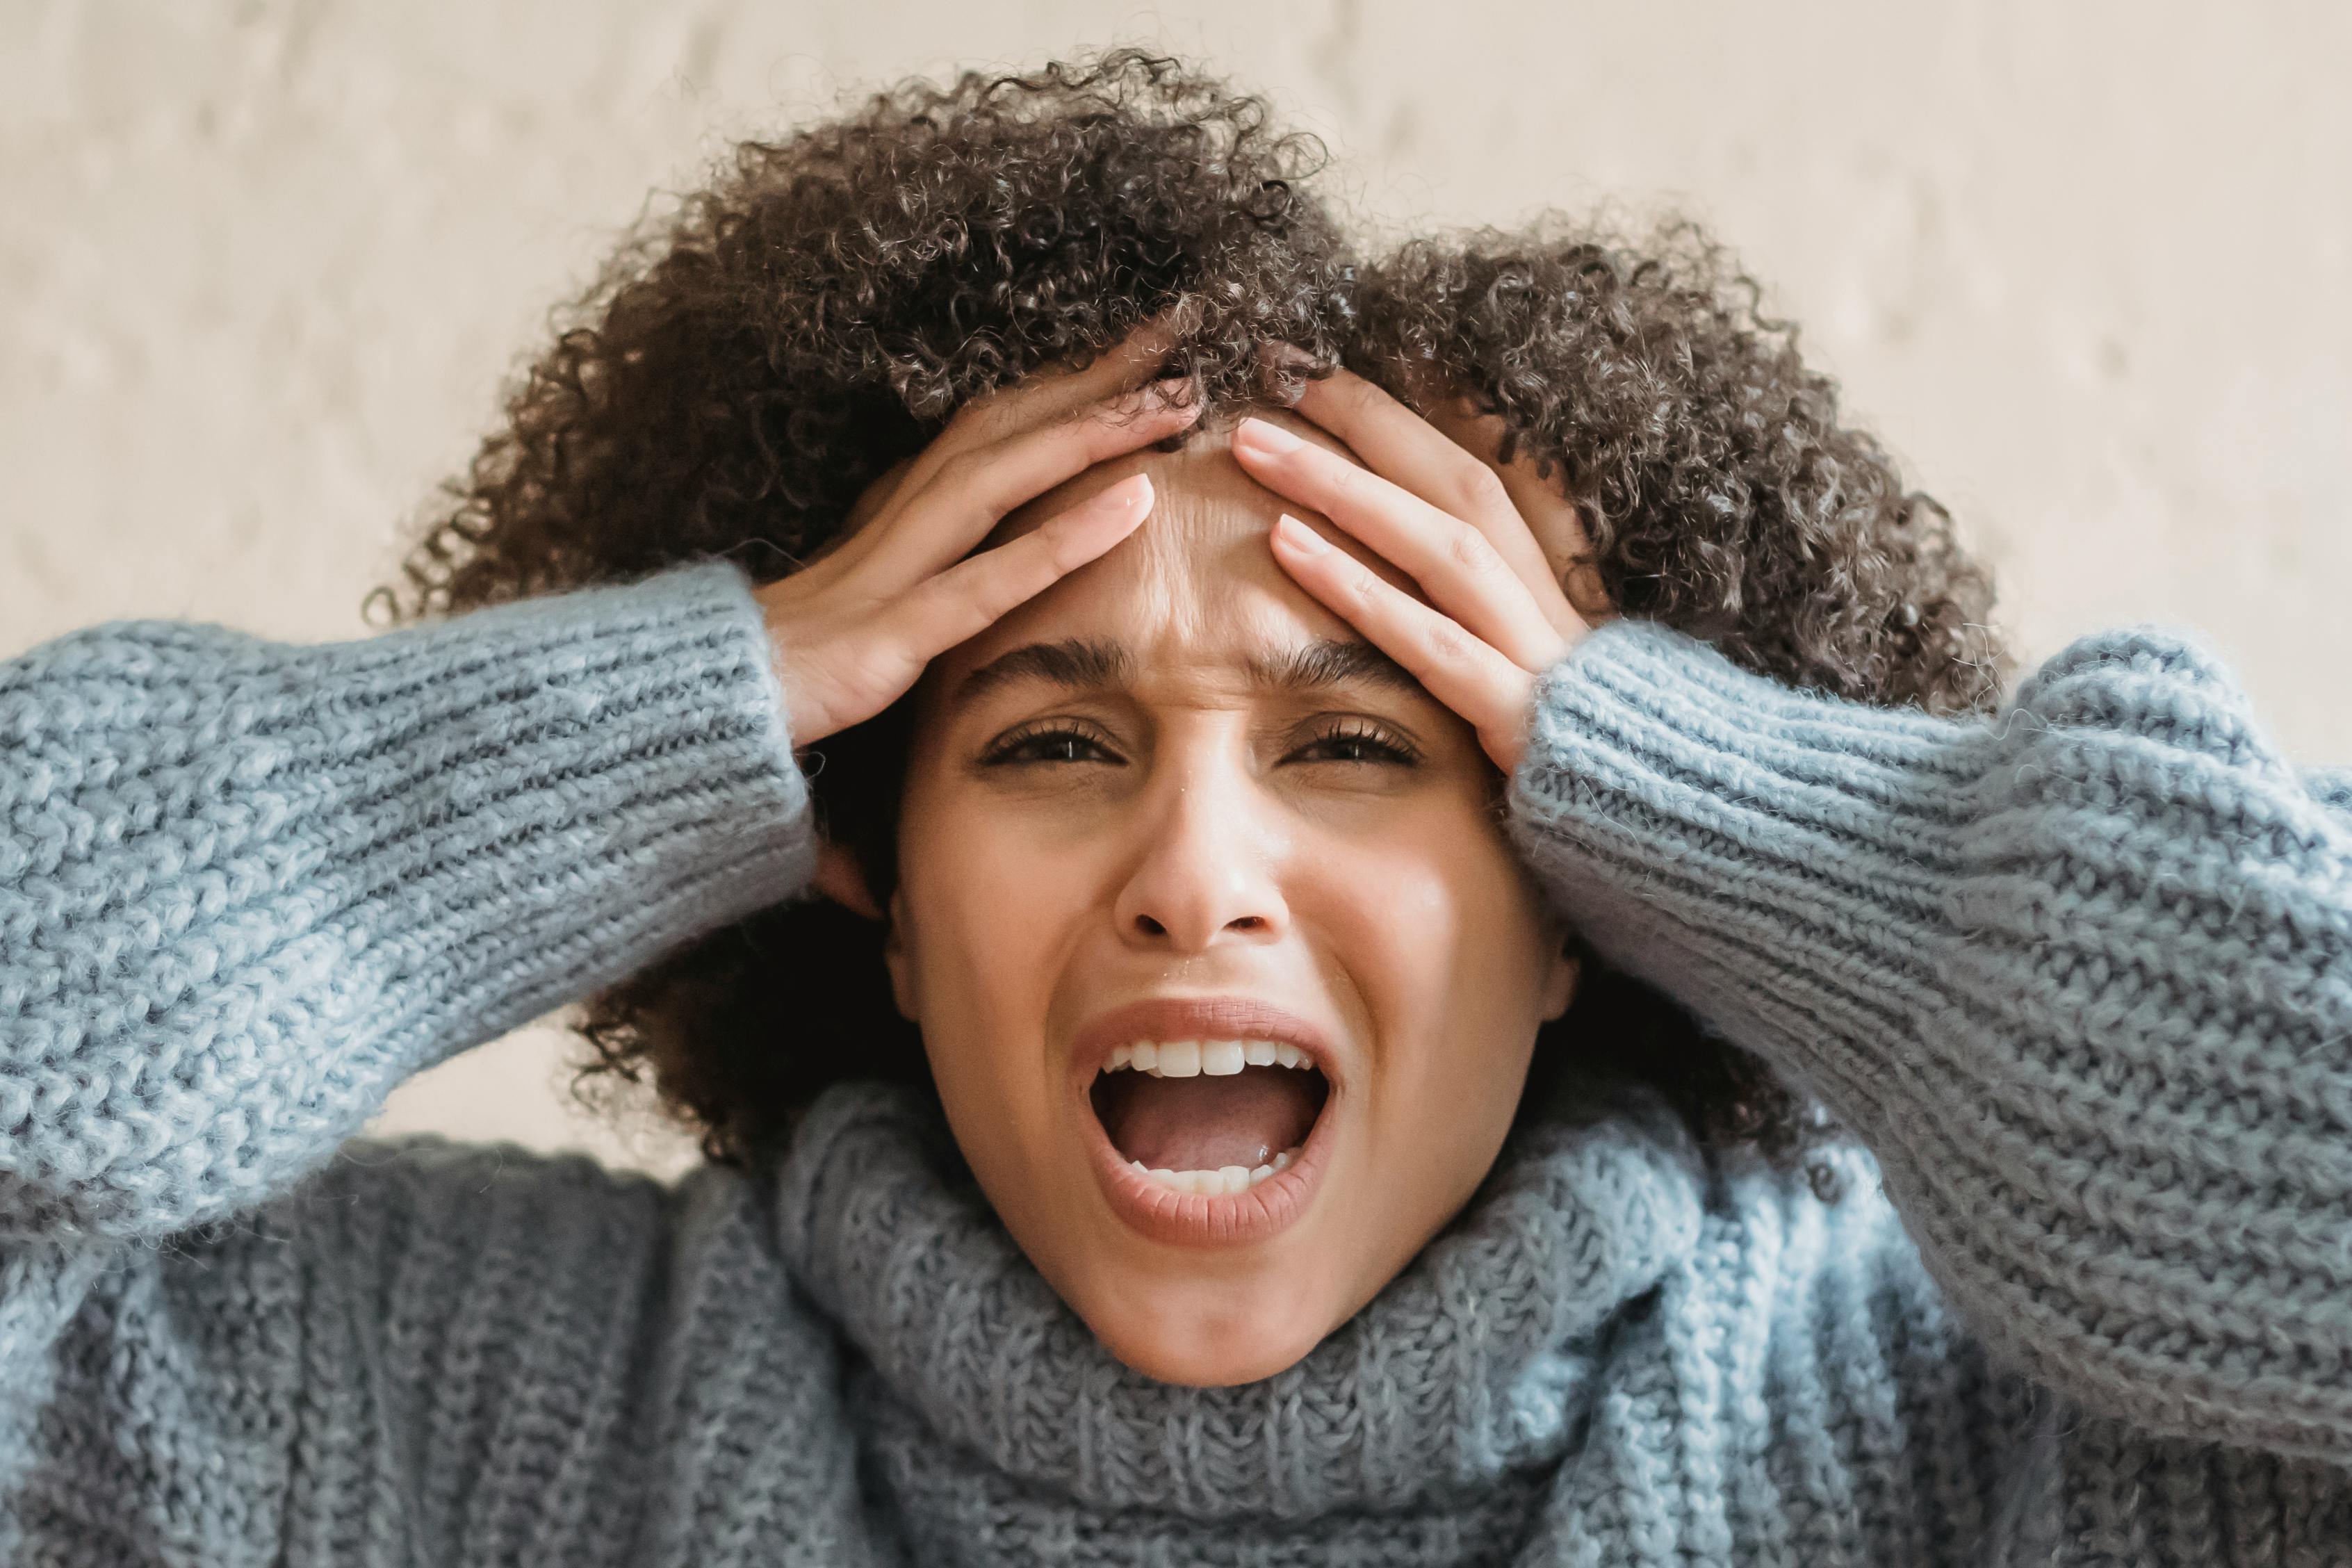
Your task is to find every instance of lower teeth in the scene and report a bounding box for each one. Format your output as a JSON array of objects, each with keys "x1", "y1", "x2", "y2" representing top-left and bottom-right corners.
[{"x1": 1129, "y1": 1148, "x2": 1298, "y2": 1196}]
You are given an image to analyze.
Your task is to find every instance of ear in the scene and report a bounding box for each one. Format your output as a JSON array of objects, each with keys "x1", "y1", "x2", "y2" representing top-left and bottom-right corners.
[
  {"x1": 1540, "y1": 940, "x2": 1581, "y2": 1023},
  {"x1": 810, "y1": 838, "x2": 883, "y2": 921}
]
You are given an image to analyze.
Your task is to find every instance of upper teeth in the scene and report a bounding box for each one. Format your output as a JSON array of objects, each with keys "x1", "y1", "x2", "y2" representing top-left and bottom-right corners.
[{"x1": 1104, "y1": 1039, "x2": 1314, "y2": 1077}]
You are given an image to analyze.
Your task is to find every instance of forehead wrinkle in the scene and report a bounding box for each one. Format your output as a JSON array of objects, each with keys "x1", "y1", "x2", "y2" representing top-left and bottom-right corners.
[
  {"x1": 1126, "y1": 470, "x2": 1263, "y2": 641},
  {"x1": 988, "y1": 404, "x2": 1357, "y2": 551},
  {"x1": 946, "y1": 407, "x2": 1396, "y2": 706}
]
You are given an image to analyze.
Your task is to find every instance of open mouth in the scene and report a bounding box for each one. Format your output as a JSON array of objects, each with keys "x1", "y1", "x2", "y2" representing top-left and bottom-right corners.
[{"x1": 1088, "y1": 1039, "x2": 1331, "y2": 1195}]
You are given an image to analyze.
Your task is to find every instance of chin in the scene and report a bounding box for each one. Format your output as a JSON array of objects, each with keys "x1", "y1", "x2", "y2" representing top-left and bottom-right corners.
[
  {"x1": 1074, "y1": 1275, "x2": 1334, "y2": 1387},
  {"x1": 942, "y1": 997, "x2": 1457, "y2": 1386}
]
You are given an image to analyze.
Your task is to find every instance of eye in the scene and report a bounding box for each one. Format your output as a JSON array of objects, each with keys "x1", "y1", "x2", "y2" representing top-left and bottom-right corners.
[
  {"x1": 978, "y1": 716, "x2": 1420, "y2": 769},
  {"x1": 979, "y1": 721, "x2": 1126, "y2": 767},
  {"x1": 1289, "y1": 717, "x2": 1421, "y2": 767}
]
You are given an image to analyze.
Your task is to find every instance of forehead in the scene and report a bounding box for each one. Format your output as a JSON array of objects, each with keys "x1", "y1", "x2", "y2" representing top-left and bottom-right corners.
[{"x1": 938, "y1": 407, "x2": 1414, "y2": 684}]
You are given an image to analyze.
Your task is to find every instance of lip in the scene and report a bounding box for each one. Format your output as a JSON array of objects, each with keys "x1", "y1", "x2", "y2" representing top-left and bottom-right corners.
[{"x1": 1070, "y1": 995, "x2": 1341, "y2": 1248}]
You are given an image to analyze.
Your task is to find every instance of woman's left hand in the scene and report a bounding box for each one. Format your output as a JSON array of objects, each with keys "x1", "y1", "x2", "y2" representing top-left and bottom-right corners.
[{"x1": 1230, "y1": 368, "x2": 1596, "y2": 776}]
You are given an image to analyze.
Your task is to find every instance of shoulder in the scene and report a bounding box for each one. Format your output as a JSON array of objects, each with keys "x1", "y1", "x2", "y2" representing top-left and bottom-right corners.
[
  {"x1": 199, "y1": 1136, "x2": 843, "y2": 1365},
  {"x1": 51, "y1": 1136, "x2": 867, "y2": 1557},
  {"x1": 176, "y1": 1135, "x2": 854, "y2": 1413}
]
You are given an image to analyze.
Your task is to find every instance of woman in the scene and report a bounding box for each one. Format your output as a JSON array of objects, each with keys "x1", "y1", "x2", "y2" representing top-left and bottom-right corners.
[{"x1": 4, "y1": 51, "x2": 2346, "y2": 1567}]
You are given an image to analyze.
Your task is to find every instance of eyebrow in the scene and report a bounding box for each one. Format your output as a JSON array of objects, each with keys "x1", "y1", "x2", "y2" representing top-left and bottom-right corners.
[{"x1": 951, "y1": 636, "x2": 1423, "y2": 708}]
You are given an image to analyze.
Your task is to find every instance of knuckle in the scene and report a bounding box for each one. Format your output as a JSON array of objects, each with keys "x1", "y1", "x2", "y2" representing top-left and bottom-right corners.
[
  {"x1": 943, "y1": 395, "x2": 1011, "y2": 444},
  {"x1": 958, "y1": 455, "x2": 1029, "y2": 515},
  {"x1": 1040, "y1": 521, "x2": 1095, "y2": 573},
  {"x1": 1446, "y1": 523, "x2": 1499, "y2": 574},
  {"x1": 933, "y1": 447, "x2": 988, "y2": 489},
  {"x1": 1452, "y1": 462, "x2": 1512, "y2": 521},
  {"x1": 1427, "y1": 616, "x2": 1471, "y2": 662}
]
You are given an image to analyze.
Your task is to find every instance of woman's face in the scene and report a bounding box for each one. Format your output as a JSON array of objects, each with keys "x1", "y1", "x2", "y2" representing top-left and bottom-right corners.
[{"x1": 881, "y1": 406, "x2": 1579, "y2": 1386}]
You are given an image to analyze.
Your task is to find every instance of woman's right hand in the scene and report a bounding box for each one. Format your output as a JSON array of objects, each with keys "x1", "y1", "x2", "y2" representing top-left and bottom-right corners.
[{"x1": 753, "y1": 322, "x2": 1201, "y2": 749}]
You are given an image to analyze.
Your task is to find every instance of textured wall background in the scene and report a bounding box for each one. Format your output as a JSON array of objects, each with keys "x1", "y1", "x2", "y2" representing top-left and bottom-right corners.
[{"x1": 6, "y1": 1, "x2": 2346, "y2": 1173}]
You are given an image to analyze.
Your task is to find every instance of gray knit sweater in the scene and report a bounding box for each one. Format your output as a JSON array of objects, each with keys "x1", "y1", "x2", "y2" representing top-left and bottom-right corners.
[{"x1": 3, "y1": 559, "x2": 2347, "y2": 1566}]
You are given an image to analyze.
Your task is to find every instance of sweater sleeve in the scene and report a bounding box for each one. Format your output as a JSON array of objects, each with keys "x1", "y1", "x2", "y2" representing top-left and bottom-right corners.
[
  {"x1": 0, "y1": 559, "x2": 819, "y2": 1243},
  {"x1": 1505, "y1": 619, "x2": 2352, "y2": 1467},
  {"x1": 2308, "y1": 766, "x2": 2352, "y2": 817}
]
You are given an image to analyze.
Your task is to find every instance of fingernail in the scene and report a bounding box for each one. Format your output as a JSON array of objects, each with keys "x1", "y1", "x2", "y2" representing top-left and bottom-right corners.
[
  {"x1": 1237, "y1": 417, "x2": 1301, "y2": 454},
  {"x1": 1147, "y1": 375, "x2": 1194, "y2": 409},
  {"x1": 1275, "y1": 513, "x2": 1328, "y2": 553},
  {"x1": 1063, "y1": 475, "x2": 1152, "y2": 533}
]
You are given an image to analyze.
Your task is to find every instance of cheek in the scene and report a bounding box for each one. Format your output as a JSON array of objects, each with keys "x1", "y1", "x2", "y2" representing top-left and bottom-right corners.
[
  {"x1": 891, "y1": 779, "x2": 1091, "y2": 1152},
  {"x1": 1300, "y1": 810, "x2": 1550, "y2": 1095},
  {"x1": 1283, "y1": 803, "x2": 1556, "y2": 1321}
]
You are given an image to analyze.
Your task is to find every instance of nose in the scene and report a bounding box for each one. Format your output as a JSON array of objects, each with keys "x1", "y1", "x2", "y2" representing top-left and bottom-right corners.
[{"x1": 1111, "y1": 748, "x2": 1290, "y2": 954}]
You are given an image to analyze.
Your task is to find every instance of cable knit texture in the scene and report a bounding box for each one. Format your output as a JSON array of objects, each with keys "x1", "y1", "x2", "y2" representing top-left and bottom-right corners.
[{"x1": 3, "y1": 562, "x2": 2348, "y2": 1565}]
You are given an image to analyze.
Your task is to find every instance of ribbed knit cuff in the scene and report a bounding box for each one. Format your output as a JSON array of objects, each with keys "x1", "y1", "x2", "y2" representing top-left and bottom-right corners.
[
  {"x1": 1503, "y1": 619, "x2": 1975, "y2": 1129},
  {"x1": 3, "y1": 556, "x2": 822, "y2": 1237},
  {"x1": 1509, "y1": 620, "x2": 2352, "y2": 1462},
  {"x1": 296, "y1": 557, "x2": 821, "y2": 1080}
]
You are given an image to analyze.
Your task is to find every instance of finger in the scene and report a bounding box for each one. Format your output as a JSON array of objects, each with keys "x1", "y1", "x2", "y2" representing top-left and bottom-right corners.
[
  {"x1": 1267, "y1": 512, "x2": 1539, "y2": 773},
  {"x1": 1422, "y1": 398, "x2": 1604, "y2": 617},
  {"x1": 1289, "y1": 370, "x2": 1563, "y2": 608},
  {"x1": 1015, "y1": 302, "x2": 1200, "y2": 418},
  {"x1": 894, "y1": 306, "x2": 1199, "y2": 499},
  {"x1": 883, "y1": 473, "x2": 1155, "y2": 660},
  {"x1": 1230, "y1": 418, "x2": 1570, "y2": 671},
  {"x1": 832, "y1": 364, "x2": 1186, "y2": 585},
  {"x1": 858, "y1": 391, "x2": 1198, "y2": 592},
  {"x1": 1250, "y1": 338, "x2": 1322, "y2": 407}
]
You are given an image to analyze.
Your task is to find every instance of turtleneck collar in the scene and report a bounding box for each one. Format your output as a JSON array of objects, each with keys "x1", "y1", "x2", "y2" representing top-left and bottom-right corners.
[{"x1": 770, "y1": 1071, "x2": 1708, "y2": 1523}]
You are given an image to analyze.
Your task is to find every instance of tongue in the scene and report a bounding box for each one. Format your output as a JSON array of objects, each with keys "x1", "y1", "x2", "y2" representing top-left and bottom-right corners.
[{"x1": 1098, "y1": 1068, "x2": 1323, "y2": 1172}]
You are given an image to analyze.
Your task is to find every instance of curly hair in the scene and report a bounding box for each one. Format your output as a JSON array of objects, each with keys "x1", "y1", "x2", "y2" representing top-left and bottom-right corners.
[{"x1": 379, "y1": 50, "x2": 2002, "y2": 1181}]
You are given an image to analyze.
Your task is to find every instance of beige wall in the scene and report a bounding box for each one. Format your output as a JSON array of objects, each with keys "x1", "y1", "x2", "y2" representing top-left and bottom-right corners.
[{"x1": 7, "y1": 2, "x2": 2346, "y2": 1174}]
